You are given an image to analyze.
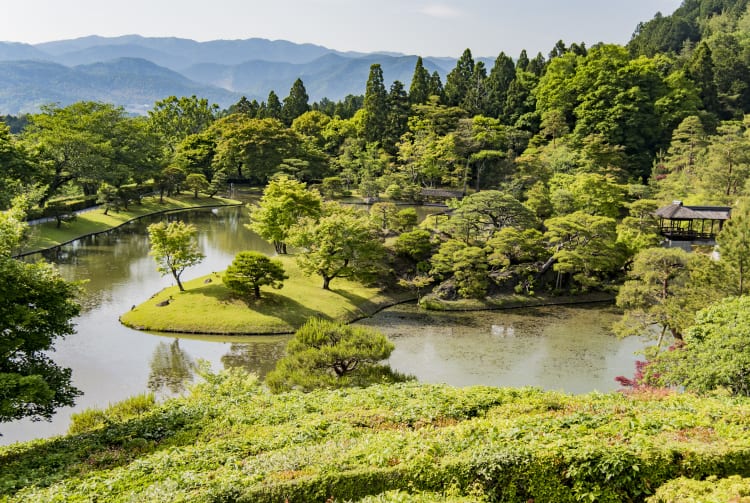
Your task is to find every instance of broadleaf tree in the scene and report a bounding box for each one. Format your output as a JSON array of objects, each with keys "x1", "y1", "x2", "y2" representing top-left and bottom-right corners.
[
  {"x1": 0, "y1": 203, "x2": 82, "y2": 423},
  {"x1": 147, "y1": 221, "x2": 205, "y2": 292}
]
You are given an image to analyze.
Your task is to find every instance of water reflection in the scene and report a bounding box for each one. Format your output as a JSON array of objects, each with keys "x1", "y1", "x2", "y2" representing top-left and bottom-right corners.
[{"x1": 148, "y1": 339, "x2": 196, "y2": 396}]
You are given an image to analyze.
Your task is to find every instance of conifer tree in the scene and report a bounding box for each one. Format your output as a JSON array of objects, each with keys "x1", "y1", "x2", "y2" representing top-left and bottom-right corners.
[
  {"x1": 409, "y1": 56, "x2": 430, "y2": 105},
  {"x1": 444, "y1": 48, "x2": 475, "y2": 108},
  {"x1": 282, "y1": 78, "x2": 310, "y2": 126},
  {"x1": 362, "y1": 64, "x2": 388, "y2": 143}
]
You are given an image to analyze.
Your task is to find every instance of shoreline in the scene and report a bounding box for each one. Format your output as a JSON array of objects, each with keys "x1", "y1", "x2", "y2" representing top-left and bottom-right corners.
[
  {"x1": 122, "y1": 286, "x2": 617, "y2": 336},
  {"x1": 14, "y1": 198, "x2": 242, "y2": 258}
]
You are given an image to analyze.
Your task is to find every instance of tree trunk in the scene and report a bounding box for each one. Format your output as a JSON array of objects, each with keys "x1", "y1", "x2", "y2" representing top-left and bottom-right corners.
[
  {"x1": 173, "y1": 270, "x2": 185, "y2": 292},
  {"x1": 254, "y1": 285, "x2": 261, "y2": 299},
  {"x1": 322, "y1": 275, "x2": 331, "y2": 290}
]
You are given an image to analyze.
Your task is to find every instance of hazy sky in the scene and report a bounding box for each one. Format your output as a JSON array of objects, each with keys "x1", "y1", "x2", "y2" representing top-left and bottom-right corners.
[{"x1": 3, "y1": 0, "x2": 683, "y2": 58}]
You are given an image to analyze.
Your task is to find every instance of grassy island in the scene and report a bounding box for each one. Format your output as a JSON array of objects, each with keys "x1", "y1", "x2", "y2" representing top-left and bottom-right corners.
[
  {"x1": 120, "y1": 256, "x2": 411, "y2": 334},
  {"x1": 17, "y1": 193, "x2": 242, "y2": 256}
]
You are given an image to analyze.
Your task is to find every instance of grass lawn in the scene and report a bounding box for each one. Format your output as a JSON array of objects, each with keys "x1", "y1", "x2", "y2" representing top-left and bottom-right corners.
[
  {"x1": 18, "y1": 193, "x2": 241, "y2": 255},
  {"x1": 120, "y1": 256, "x2": 409, "y2": 334}
]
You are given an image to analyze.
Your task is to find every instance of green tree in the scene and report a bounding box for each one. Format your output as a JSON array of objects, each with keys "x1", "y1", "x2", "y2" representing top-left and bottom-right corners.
[
  {"x1": 207, "y1": 169, "x2": 228, "y2": 198},
  {"x1": 362, "y1": 64, "x2": 389, "y2": 144},
  {"x1": 369, "y1": 202, "x2": 398, "y2": 233},
  {"x1": 616, "y1": 199, "x2": 662, "y2": 255},
  {"x1": 644, "y1": 296, "x2": 750, "y2": 396},
  {"x1": 248, "y1": 175, "x2": 322, "y2": 254},
  {"x1": 384, "y1": 80, "x2": 410, "y2": 154},
  {"x1": 155, "y1": 165, "x2": 186, "y2": 202},
  {"x1": 444, "y1": 48, "x2": 475, "y2": 107},
  {"x1": 701, "y1": 120, "x2": 750, "y2": 201},
  {"x1": 263, "y1": 91, "x2": 283, "y2": 120},
  {"x1": 544, "y1": 211, "x2": 622, "y2": 289},
  {"x1": 442, "y1": 191, "x2": 538, "y2": 245},
  {"x1": 265, "y1": 318, "x2": 400, "y2": 392},
  {"x1": 409, "y1": 56, "x2": 430, "y2": 105},
  {"x1": 210, "y1": 115, "x2": 313, "y2": 183},
  {"x1": 0, "y1": 204, "x2": 82, "y2": 422},
  {"x1": 185, "y1": 173, "x2": 209, "y2": 198},
  {"x1": 486, "y1": 51, "x2": 516, "y2": 119},
  {"x1": 282, "y1": 78, "x2": 310, "y2": 126},
  {"x1": 148, "y1": 95, "x2": 218, "y2": 153},
  {"x1": 451, "y1": 245, "x2": 490, "y2": 299},
  {"x1": 222, "y1": 251, "x2": 288, "y2": 299},
  {"x1": 0, "y1": 123, "x2": 31, "y2": 209},
  {"x1": 147, "y1": 221, "x2": 205, "y2": 292},
  {"x1": 23, "y1": 102, "x2": 160, "y2": 203},
  {"x1": 289, "y1": 202, "x2": 384, "y2": 290},
  {"x1": 394, "y1": 228, "x2": 434, "y2": 263},
  {"x1": 615, "y1": 247, "x2": 691, "y2": 344},
  {"x1": 717, "y1": 201, "x2": 750, "y2": 295},
  {"x1": 96, "y1": 183, "x2": 121, "y2": 216},
  {"x1": 173, "y1": 132, "x2": 217, "y2": 181}
]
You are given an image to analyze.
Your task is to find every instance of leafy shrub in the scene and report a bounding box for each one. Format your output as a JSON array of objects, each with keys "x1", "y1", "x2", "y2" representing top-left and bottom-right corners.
[
  {"x1": 648, "y1": 475, "x2": 750, "y2": 502},
  {"x1": 68, "y1": 392, "x2": 156, "y2": 435}
]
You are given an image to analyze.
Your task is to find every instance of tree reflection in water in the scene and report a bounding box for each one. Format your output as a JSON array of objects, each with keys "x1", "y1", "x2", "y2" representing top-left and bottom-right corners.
[
  {"x1": 148, "y1": 339, "x2": 196, "y2": 396},
  {"x1": 221, "y1": 341, "x2": 288, "y2": 379}
]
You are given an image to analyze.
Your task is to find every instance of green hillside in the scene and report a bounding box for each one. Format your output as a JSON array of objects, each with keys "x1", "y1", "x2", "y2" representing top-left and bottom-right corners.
[{"x1": 2, "y1": 377, "x2": 749, "y2": 502}]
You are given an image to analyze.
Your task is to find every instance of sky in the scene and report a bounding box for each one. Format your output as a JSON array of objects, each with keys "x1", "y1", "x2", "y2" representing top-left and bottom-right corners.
[{"x1": 3, "y1": 0, "x2": 684, "y2": 58}]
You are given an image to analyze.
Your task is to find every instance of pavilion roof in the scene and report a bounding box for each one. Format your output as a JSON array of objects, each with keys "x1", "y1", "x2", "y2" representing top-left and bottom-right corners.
[{"x1": 655, "y1": 201, "x2": 731, "y2": 221}]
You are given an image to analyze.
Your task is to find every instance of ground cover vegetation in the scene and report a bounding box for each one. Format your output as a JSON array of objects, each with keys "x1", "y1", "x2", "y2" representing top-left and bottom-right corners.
[
  {"x1": 4, "y1": 0, "x2": 750, "y2": 498},
  {"x1": 0, "y1": 374, "x2": 749, "y2": 501}
]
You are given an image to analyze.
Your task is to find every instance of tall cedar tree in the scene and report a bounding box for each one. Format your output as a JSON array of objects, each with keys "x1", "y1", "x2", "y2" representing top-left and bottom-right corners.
[
  {"x1": 363, "y1": 64, "x2": 388, "y2": 144},
  {"x1": 444, "y1": 48, "x2": 475, "y2": 108},
  {"x1": 282, "y1": 78, "x2": 310, "y2": 126},
  {"x1": 409, "y1": 56, "x2": 430, "y2": 105}
]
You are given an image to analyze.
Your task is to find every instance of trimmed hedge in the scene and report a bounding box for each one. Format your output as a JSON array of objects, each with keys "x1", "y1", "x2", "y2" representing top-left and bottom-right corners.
[{"x1": 1, "y1": 373, "x2": 749, "y2": 502}]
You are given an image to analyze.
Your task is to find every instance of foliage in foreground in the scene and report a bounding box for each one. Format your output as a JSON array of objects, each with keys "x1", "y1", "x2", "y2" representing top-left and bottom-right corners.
[
  {"x1": 647, "y1": 475, "x2": 750, "y2": 503},
  {"x1": 0, "y1": 202, "x2": 82, "y2": 423},
  {"x1": 644, "y1": 296, "x2": 750, "y2": 396},
  {"x1": 1, "y1": 373, "x2": 750, "y2": 502},
  {"x1": 265, "y1": 318, "x2": 406, "y2": 392}
]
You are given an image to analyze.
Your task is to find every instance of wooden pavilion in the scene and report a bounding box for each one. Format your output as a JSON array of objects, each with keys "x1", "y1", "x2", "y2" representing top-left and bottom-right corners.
[{"x1": 655, "y1": 201, "x2": 731, "y2": 242}]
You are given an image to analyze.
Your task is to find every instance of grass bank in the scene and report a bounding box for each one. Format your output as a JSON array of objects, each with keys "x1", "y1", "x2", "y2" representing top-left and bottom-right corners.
[
  {"x1": 2, "y1": 377, "x2": 749, "y2": 502},
  {"x1": 121, "y1": 255, "x2": 413, "y2": 335},
  {"x1": 16, "y1": 193, "x2": 241, "y2": 256},
  {"x1": 419, "y1": 291, "x2": 615, "y2": 311}
]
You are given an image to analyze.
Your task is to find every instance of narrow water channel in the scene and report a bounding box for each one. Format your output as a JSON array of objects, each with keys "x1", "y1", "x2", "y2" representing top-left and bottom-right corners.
[{"x1": 1, "y1": 205, "x2": 643, "y2": 445}]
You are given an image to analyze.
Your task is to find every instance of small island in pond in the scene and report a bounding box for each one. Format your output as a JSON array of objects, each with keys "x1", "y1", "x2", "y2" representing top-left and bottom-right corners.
[{"x1": 120, "y1": 255, "x2": 407, "y2": 334}]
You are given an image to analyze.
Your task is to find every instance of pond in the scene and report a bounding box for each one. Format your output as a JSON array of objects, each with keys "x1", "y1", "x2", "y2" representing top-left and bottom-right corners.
[{"x1": 1, "y1": 204, "x2": 644, "y2": 445}]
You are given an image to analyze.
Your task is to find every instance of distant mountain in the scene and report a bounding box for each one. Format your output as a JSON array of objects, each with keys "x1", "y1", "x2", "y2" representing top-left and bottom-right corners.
[
  {"x1": 182, "y1": 53, "x2": 449, "y2": 101},
  {"x1": 34, "y1": 35, "x2": 366, "y2": 70},
  {"x1": 0, "y1": 58, "x2": 240, "y2": 115},
  {"x1": 0, "y1": 42, "x2": 49, "y2": 61},
  {"x1": 0, "y1": 35, "x2": 462, "y2": 114}
]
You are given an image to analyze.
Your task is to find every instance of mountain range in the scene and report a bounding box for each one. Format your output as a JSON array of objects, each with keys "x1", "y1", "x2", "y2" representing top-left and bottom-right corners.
[{"x1": 0, "y1": 35, "x2": 471, "y2": 115}]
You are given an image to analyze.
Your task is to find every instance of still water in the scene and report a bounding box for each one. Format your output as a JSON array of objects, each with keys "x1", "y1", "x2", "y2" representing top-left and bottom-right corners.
[{"x1": 1, "y1": 205, "x2": 643, "y2": 445}]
